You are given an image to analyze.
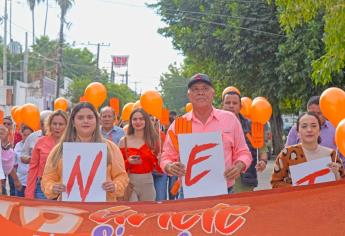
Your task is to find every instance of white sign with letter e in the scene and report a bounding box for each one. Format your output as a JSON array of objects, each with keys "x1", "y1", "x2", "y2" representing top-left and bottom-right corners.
[
  {"x1": 62, "y1": 142, "x2": 107, "y2": 202},
  {"x1": 290, "y1": 157, "x2": 335, "y2": 186},
  {"x1": 179, "y1": 131, "x2": 227, "y2": 198}
]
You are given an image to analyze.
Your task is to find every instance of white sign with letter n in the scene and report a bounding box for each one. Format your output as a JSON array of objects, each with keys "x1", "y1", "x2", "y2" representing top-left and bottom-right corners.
[
  {"x1": 62, "y1": 142, "x2": 107, "y2": 202},
  {"x1": 179, "y1": 131, "x2": 227, "y2": 198}
]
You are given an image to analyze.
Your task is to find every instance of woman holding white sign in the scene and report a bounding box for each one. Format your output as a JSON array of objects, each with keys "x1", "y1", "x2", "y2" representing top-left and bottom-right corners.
[
  {"x1": 118, "y1": 108, "x2": 160, "y2": 202},
  {"x1": 271, "y1": 112, "x2": 344, "y2": 188},
  {"x1": 41, "y1": 102, "x2": 129, "y2": 201}
]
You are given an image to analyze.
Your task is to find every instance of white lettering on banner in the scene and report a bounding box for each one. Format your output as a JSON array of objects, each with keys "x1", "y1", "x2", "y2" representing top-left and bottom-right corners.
[
  {"x1": 0, "y1": 200, "x2": 19, "y2": 219},
  {"x1": 19, "y1": 206, "x2": 88, "y2": 233}
]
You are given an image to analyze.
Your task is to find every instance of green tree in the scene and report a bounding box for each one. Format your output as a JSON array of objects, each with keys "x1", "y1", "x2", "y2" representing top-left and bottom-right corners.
[
  {"x1": 159, "y1": 64, "x2": 189, "y2": 113},
  {"x1": 275, "y1": 0, "x2": 345, "y2": 84},
  {"x1": 152, "y1": 0, "x2": 287, "y2": 153},
  {"x1": 28, "y1": 36, "x2": 98, "y2": 81}
]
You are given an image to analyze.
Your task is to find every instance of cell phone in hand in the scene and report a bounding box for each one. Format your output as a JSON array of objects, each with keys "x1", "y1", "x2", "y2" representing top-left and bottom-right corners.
[{"x1": 131, "y1": 155, "x2": 141, "y2": 160}]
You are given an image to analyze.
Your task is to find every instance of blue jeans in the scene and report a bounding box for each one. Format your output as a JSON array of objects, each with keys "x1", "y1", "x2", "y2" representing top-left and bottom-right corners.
[
  {"x1": 168, "y1": 176, "x2": 179, "y2": 200},
  {"x1": 16, "y1": 186, "x2": 26, "y2": 197},
  {"x1": 8, "y1": 175, "x2": 16, "y2": 196},
  {"x1": 152, "y1": 172, "x2": 168, "y2": 201},
  {"x1": 1, "y1": 180, "x2": 6, "y2": 195},
  {"x1": 178, "y1": 186, "x2": 184, "y2": 200},
  {"x1": 35, "y1": 179, "x2": 47, "y2": 199}
]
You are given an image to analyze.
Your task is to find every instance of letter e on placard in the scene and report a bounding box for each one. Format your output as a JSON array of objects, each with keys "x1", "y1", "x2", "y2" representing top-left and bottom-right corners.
[{"x1": 178, "y1": 132, "x2": 228, "y2": 198}]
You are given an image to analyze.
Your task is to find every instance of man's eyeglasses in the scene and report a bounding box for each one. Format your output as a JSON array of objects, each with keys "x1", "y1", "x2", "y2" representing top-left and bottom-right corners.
[
  {"x1": 190, "y1": 87, "x2": 211, "y2": 94},
  {"x1": 3, "y1": 122, "x2": 11, "y2": 126}
]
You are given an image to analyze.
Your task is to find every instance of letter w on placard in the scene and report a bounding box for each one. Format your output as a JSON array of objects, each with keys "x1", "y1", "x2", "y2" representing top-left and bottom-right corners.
[{"x1": 66, "y1": 151, "x2": 103, "y2": 202}]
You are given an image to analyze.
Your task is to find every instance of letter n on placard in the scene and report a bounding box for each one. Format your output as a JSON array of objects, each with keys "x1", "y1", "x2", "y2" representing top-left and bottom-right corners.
[
  {"x1": 62, "y1": 143, "x2": 107, "y2": 202},
  {"x1": 178, "y1": 132, "x2": 228, "y2": 198}
]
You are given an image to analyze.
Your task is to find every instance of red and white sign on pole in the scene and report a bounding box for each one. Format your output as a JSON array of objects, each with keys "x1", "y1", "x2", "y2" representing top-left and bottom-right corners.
[
  {"x1": 179, "y1": 132, "x2": 228, "y2": 198},
  {"x1": 111, "y1": 55, "x2": 129, "y2": 67},
  {"x1": 62, "y1": 143, "x2": 107, "y2": 202}
]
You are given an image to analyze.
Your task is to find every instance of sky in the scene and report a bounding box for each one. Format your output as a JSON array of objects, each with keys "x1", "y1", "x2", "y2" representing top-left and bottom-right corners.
[{"x1": 0, "y1": 0, "x2": 184, "y2": 93}]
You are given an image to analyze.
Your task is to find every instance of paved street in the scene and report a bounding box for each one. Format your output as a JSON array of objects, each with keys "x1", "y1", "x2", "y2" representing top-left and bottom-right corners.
[{"x1": 254, "y1": 159, "x2": 275, "y2": 191}]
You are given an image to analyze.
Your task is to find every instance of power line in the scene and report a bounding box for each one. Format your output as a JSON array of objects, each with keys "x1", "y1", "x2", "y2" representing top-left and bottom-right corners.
[{"x1": 170, "y1": 14, "x2": 286, "y2": 37}]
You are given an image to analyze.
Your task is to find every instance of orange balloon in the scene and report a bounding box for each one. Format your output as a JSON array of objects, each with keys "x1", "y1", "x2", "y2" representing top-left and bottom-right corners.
[
  {"x1": 84, "y1": 82, "x2": 107, "y2": 110},
  {"x1": 185, "y1": 103, "x2": 193, "y2": 112},
  {"x1": 11, "y1": 106, "x2": 19, "y2": 119},
  {"x1": 320, "y1": 87, "x2": 345, "y2": 127},
  {"x1": 21, "y1": 103, "x2": 40, "y2": 131},
  {"x1": 133, "y1": 100, "x2": 142, "y2": 111},
  {"x1": 250, "y1": 97, "x2": 272, "y2": 124},
  {"x1": 222, "y1": 86, "x2": 241, "y2": 99},
  {"x1": 13, "y1": 106, "x2": 23, "y2": 125},
  {"x1": 54, "y1": 97, "x2": 68, "y2": 111},
  {"x1": 140, "y1": 90, "x2": 163, "y2": 119},
  {"x1": 0, "y1": 110, "x2": 3, "y2": 124},
  {"x1": 240, "y1": 97, "x2": 252, "y2": 119},
  {"x1": 121, "y1": 103, "x2": 134, "y2": 121},
  {"x1": 336, "y1": 118, "x2": 345, "y2": 156}
]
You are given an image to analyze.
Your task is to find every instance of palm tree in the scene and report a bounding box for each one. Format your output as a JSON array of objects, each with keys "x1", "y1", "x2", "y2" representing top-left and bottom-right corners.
[
  {"x1": 55, "y1": 0, "x2": 74, "y2": 97},
  {"x1": 43, "y1": 0, "x2": 49, "y2": 36},
  {"x1": 26, "y1": 0, "x2": 44, "y2": 44}
]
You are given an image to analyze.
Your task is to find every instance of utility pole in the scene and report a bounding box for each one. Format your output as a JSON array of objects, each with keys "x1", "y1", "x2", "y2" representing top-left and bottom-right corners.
[
  {"x1": 23, "y1": 32, "x2": 28, "y2": 83},
  {"x1": 110, "y1": 60, "x2": 115, "y2": 83},
  {"x1": 87, "y1": 42, "x2": 110, "y2": 80},
  {"x1": 131, "y1": 81, "x2": 140, "y2": 95},
  {"x1": 9, "y1": 0, "x2": 12, "y2": 41},
  {"x1": 3, "y1": 0, "x2": 8, "y2": 85}
]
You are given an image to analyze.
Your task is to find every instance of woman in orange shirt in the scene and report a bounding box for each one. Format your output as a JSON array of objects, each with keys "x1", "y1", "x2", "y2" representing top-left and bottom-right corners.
[
  {"x1": 25, "y1": 110, "x2": 68, "y2": 199},
  {"x1": 118, "y1": 108, "x2": 160, "y2": 202},
  {"x1": 41, "y1": 102, "x2": 128, "y2": 201}
]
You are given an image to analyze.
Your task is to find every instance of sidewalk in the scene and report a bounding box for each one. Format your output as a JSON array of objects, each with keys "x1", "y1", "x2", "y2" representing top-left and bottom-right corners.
[{"x1": 254, "y1": 159, "x2": 274, "y2": 191}]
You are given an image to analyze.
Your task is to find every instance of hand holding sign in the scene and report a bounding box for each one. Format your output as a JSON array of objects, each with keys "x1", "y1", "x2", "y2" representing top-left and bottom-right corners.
[
  {"x1": 327, "y1": 162, "x2": 342, "y2": 180},
  {"x1": 53, "y1": 184, "x2": 66, "y2": 195}
]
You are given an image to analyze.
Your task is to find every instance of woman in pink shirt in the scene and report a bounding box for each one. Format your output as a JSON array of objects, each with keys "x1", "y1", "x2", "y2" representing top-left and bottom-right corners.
[
  {"x1": 0, "y1": 124, "x2": 21, "y2": 195},
  {"x1": 25, "y1": 110, "x2": 67, "y2": 199}
]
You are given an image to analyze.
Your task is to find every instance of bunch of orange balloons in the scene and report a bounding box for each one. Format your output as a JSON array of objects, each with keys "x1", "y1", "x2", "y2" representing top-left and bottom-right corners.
[
  {"x1": 321, "y1": 87, "x2": 345, "y2": 156},
  {"x1": 140, "y1": 90, "x2": 163, "y2": 119},
  {"x1": 121, "y1": 102, "x2": 134, "y2": 121},
  {"x1": 238, "y1": 96, "x2": 272, "y2": 124},
  {"x1": 54, "y1": 97, "x2": 68, "y2": 111},
  {"x1": 11, "y1": 104, "x2": 40, "y2": 131},
  {"x1": 240, "y1": 97, "x2": 252, "y2": 119},
  {"x1": 185, "y1": 103, "x2": 193, "y2": 113},
  {"x1": 83, "y1": 82, "x2": 107, "y2": 110},
  {"x1": 250, "y1": 97, "x2": 272, "y2": 124}
]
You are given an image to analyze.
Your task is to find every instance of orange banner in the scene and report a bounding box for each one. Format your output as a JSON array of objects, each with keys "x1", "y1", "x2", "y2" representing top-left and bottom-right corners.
[{"x1": 1, "y1": 180, "x2": 345, "y2": 235}]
